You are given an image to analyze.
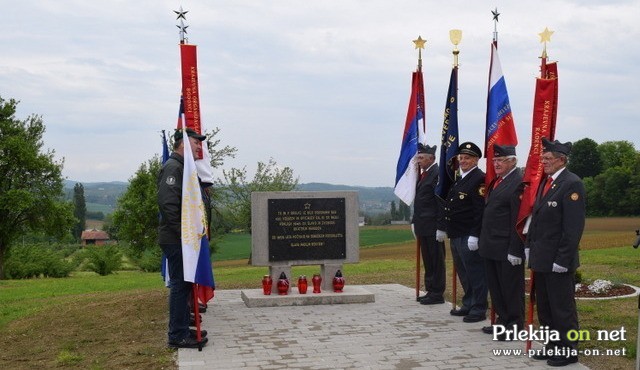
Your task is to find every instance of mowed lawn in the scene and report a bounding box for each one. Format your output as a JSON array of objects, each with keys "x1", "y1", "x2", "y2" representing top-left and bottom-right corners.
[{"x1": 0, "y1": 218, "x2": 638, "y2": 370}]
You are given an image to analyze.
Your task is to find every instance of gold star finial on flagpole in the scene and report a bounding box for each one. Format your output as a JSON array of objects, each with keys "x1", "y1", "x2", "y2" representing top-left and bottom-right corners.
[
  {"x1": 539, "y1": 27, "x2": 554, "y2": 58},
  {"x1": 413, "y1": 36, "x2": 426, "y2": 50}
]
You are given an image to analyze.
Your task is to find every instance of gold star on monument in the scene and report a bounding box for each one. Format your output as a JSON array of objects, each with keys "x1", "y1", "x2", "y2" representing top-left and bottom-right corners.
[
  {"x1": 539, "y1": 27, "x2": 554, "y2": 43},
  {"x1": 413, "y1": 36, "x2": 426, "y2": 50}
]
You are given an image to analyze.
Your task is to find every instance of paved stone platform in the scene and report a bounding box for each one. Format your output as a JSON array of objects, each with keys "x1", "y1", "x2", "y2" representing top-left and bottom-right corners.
[
  {"x1": 241, "y1": 285, "x2": 375, "y2": 307},
  {"x1": 179, "y1": 284, "x2": 589, "y2": 369}
]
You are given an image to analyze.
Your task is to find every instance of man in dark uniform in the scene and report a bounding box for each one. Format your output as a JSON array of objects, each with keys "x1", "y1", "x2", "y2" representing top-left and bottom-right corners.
[
  {"x1": 412, "y1": 144, "x2": 446, "y2": 305},
  {"x1": 527, "y1": 137, "x2": 585, "y2": 367},
  {"x1": 158, "y1": 128, "x2": 209, "y2": 349},
  {"x1": 438, "y1": 142, "x2": 487, "y2": 323},
  {"x1": 478, "y1": 144, "x2": 524, "y2": 338}
]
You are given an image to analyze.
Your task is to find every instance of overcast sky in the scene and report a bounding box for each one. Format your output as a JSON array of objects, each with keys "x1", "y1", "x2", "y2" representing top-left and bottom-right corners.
[{"x1": 2, "y1": 0, "x2": 639, "y2": 187}]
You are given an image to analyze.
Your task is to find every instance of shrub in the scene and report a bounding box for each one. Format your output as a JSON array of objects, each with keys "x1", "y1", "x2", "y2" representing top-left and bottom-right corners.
[
  {"x1": 4, "y1": 244, "x2": 75, "y2": 279},
  {"x1": 85, "y1": 244, "x2": 122, "y2": 276},
  {"x1": 136, "y1": 248, "x2": 163, "y2": 272}
]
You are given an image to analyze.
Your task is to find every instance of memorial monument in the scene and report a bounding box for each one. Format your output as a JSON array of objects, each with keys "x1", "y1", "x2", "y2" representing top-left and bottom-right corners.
[{"x1": 242, "y1": 191, "x2": 374, "y2": 307}]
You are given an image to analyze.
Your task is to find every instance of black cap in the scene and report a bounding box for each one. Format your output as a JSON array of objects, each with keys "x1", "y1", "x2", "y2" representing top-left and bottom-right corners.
[
  {"x1": 493, "y1": 144, "x2": 516, "y2": 157},
  {"x1": 418, "y1": 143, "x2": 437, "y2": 155},
  {"x1": 541, "y1": 137, "x2": 572, "y2": 155},
  {"x1": 174, "y1": 128, "x2": 206, "y2": 142},
  {"x1": 458, "y1": 142, "x2": 482, "y2": 157}
]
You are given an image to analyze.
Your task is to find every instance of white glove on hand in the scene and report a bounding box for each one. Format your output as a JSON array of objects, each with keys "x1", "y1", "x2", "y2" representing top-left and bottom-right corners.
[
  {"x1": 411, "y1": 224, "x2": 416, "y2": 240},
  {"x1": 552, "y1": 263, "x2": 568, "y2": 273},
  {"x1": 436, "y1": 230, "x2": 447, "y2": 242},
  {"x1": 467, "y1": 236, "x2": 479, "y2": 251},
  {"x1": 507, "y1": 254, "x2": 522, "y2": 266}
]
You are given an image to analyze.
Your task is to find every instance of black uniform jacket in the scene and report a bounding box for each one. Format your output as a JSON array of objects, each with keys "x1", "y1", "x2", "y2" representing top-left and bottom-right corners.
[
  {"x1": 158, "y1": 152, "x2": 184, "y2": 245},
  {"x1": 526, "y1": 169, "x2": 585, "y2": 272},
  {"x1": 443, "y1": 167, "x2": 485, "y2": 239},
  {"x1": 411, "y1": 164, "x2": 445, "y2": 235},
  {"x1": 479, "y1": 168, "x2": 524, "y2": 261}
]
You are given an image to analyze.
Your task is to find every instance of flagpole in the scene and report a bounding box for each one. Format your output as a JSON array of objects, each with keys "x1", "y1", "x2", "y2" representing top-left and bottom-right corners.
[
  {"x1": 488, "y1": 9, "x2": 501, "y2": 327},
  {"x1": 174, "y1": 7, "x2": 209, "y2": 351},
  {"x1": 525, "y1": 27, "x2": 555, "y2": 353},
  {"x1": 413, "y1": 36, "x2": 426, "y2": 301},
  {"x1": 449, "y1": 29, "x2": 461, "y2": 311}
]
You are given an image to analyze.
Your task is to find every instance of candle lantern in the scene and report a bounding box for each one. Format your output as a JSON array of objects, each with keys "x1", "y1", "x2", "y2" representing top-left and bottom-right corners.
[
  {"x1": 277, "y1": 272, "x2": 289, "y2": 295},
  {"x1": 333, "y1": 270, "x2": 345, "y2": 293},
  {"x1": 262, "y1": 275, "x2": 273, "y2": 295}
]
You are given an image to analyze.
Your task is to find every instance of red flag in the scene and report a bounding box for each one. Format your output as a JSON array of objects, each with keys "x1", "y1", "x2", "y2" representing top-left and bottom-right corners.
[
  {"x1": 180, "y1": 44, "x2": 202, "y2": 135},
  {"x1": 515, "y1": 62, "x2": 558, "y2": 239}
]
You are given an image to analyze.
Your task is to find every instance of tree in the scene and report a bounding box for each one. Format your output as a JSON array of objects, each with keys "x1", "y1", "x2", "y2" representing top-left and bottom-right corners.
[
  {"x1": 216, "y1": 158, "x2": 298, "y2": 232},
  {"x1": 72, "y1": 183, "x2": 86, "y2": 241},
  {"x1": 399, "y1": 201, "x2": 411, "y2": 221},
  {"x1": 582, "y1": 140, "x2": 640, "y2": 216},
  {"x1": 568, "y1": 138, "x2": 602, "y2": 179},
  {"x1": 0, "y1": 96, "x2": 74, "y2": 278},
  {"x1": 390, "y1": 201, "x2": 398, "y2": 220},
  {"x1": 598, "y1": 141, "x2": 637, "y2": 172},
  {"x1": 111, "y1": 157, "x2": 163, "y2": 257}
]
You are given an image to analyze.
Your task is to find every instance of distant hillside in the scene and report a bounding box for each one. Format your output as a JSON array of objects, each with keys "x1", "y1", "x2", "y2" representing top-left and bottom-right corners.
[
  {"x1": 296, "y1": 183, "x2": 395, "y2": 213},
  {"x1": 64, "y1": 180, "x2": 128, "y2": 214},
  {"x1": 63, "y1": 181, "x2": 396, "y2": 215}
]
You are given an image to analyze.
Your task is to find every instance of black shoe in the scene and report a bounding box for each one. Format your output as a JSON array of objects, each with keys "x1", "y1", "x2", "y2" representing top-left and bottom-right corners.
[
  {"x1": 547, "y1": 355, "x2": 578, "y2": 367},
  {"x1": 420, "y1": 296, "x2": 445, "y2": 305},
  {"x1": 189, "y1": 329, "x2": 208, "y2": 338},
  {"x1": 416, "y1": 294, "x2": 429, "y2": 302},
  {"x1": 450, "y1": 308, "x2": 469, "y2": 316},
  {"x1": 482, "y1": 326, "x2": 493, "y2": 334},
  {"x1": 462, "y1": 314, "x2": 486, "y2": 323},
  {"x1": 168, "y1": 336, "x2": 208, "y2": 349},
  {"x1": 197, "y1": 303, "x2": 207, "y2": 313}
]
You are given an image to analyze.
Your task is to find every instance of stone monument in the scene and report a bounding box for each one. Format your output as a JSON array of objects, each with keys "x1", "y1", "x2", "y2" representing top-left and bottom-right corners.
[{"x1": 244, "y1": 191, "x2": 373, "y2": 306}]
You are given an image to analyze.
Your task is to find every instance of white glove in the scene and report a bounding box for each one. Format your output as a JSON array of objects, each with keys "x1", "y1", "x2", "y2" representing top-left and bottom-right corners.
[
  {"x1": 507, "y1": 254, "x2": 522, "y2": 266},
  {"x1": 467, "y1": 236, "x2": 479, "y2": 251},
  {"x1": 411, "y1": 224, "x2": 416, "y2": 240},
  {"x1": 552, "y1": 263, "x2": 568, "y2": 273},
  {"x1": 436, "y1": 230, "x2": 447, "y2": 242},
  {"x1": 524, "y1": 248, "x2": 530, "y2": 265}
]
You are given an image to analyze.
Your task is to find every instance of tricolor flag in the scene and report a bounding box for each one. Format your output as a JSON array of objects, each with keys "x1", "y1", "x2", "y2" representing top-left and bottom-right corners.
[
  {"x1": 516, "y1": 62, "x2": 558, "y2": 239},
  {"x1": 394, "y1": 71, "x2": 425, "y2": 206},
  {"x1": 435, "y1": 67, "x2": 460, "y2": 199},
  {"x1": 484, "y1": 43, "x2": 518, "y2": 187},
  {"x1": 181, "y1": 129, "x2": 215, "y2": 303}
]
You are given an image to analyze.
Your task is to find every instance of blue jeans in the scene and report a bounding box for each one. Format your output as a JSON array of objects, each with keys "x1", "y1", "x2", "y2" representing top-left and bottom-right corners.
[
  {"x1": 450, "y1": 236, "x2": 488, "y2": 316},
  {"x1": 161, "y1": 244, "x2": 192, "y2": 342}
]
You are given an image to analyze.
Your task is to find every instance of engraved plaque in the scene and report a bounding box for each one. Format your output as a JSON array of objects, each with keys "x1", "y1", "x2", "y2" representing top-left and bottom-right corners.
[{"x1": 268, "y1": 198, "x2": 346, "y2": 261}]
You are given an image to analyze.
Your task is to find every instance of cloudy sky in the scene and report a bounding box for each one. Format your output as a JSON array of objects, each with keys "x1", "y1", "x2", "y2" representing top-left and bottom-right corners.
[{"x1": 2, "y1": 0, "x2": 639, "y2": 187}]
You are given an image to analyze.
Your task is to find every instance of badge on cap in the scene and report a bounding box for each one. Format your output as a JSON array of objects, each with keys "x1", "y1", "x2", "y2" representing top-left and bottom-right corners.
[
  {"x1": 166, "y1": 176, "x2": 176, "y2": 185},
  {"x1": 570, "y1": 193, "x2": 579, "y2": 201}
]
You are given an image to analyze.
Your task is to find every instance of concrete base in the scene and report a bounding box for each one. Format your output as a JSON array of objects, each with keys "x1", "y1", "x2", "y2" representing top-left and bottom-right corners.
[{"x1": 241, "y1": 285, "x2": 375, "y2": 308}]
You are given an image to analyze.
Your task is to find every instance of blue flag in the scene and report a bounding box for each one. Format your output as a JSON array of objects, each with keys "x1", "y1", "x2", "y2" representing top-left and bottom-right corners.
[
  {"x1": 435, "y1": 67, "x2": 459, "y2": 199},
  {"x1": 160, "y1": 130, "x2": 170, "y2": 285}
]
